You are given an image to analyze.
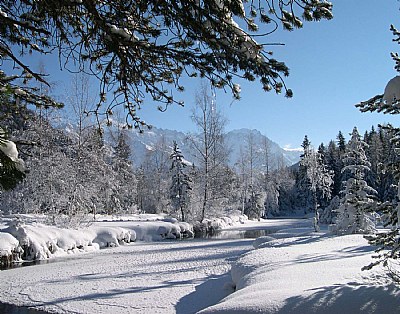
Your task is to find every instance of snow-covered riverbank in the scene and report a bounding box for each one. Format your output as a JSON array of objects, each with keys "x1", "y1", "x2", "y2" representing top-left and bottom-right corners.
[
  {"x1": 0, "y1": 217, "x2": 303, "y2": 313},
  {"x1": 1, "y1": 218, "x2": 399, "y2": 313},
  {"x1": 200, "y1": 227, "x2": 400, "y2": 314},
  {"x1": 0, "y1": 237, "x2": 254, "y2": 313}
]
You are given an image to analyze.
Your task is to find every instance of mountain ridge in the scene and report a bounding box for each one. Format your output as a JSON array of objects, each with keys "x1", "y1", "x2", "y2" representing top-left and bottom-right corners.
[{"x1": 127, "y1": 127, "x2": 301, "y2": 168}]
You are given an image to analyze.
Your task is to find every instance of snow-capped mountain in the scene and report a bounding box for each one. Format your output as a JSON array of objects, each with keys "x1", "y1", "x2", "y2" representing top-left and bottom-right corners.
[
  {"x1": 127, "y1": 127, "x2": 301, "y2": 168},
  {"x1": 56, "y1": 117, "x2": 301, "y2": 168},
  {"x1": 224, "y1": 129, "x2": 301, "y2": 167}
]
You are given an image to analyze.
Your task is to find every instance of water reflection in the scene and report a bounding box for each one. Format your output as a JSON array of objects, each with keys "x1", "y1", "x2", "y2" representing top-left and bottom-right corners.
[
  {"x1": 0, "y1": 302, "x2": 48, "y2": 313},
  {"x1": 0, "y1": 259, "x2": 50, "y2": 271},
  {"x1": 199, "y1": 228, "x2": 276, "y2": 239}
]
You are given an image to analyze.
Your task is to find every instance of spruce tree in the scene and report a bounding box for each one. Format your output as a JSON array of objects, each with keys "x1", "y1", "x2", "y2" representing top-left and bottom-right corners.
[
  {"x1": 356, "y1": 24, "x2": 400, "y2": 274},
  {"x1": 0, "y1": 1, "x2": 333, "y2": 130},
  {"x1": 0, "y1": 127, "x2": 26, "y2": 191},
  {"x1": 333, "y1": 127, "x2": 377, "y2": 235},
  {"x1": 300, "y1": 145, "x2": 333, "y2": 231},
  {"x1": 325, "y1": 140, "x2": 342, "y2": 197},
  {"x1": 337, "y1": 131, "x2": 346, "y2": 153},
  {"x1": 111, "y1": 130, "x2": 137, "y2": 214},
  {"x1": 296, "y1": 135, "x2": 314, "y2": 212},
  {"x1": 170, "y1": 141, "x2": 192, "y2": 222}
]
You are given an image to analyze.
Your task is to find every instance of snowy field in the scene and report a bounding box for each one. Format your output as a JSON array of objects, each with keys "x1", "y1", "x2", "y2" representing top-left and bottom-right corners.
[
  {"x1": 201, "y1": 230, "x2": 400, "y2": 313},
  {"x1": 1, "y1": 218, "x2": 399, "y2": 313}
]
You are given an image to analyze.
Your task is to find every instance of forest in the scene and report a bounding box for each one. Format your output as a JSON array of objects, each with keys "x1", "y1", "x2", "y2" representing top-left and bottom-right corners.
[{"x1": 1, "y1": 1, "x2": 400, "y2": 313}]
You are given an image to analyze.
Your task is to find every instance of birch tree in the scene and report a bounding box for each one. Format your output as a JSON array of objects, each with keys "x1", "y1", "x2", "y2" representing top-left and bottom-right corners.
[{"x1": 187, "y1": 84, "x2": 229, "y2": 221}]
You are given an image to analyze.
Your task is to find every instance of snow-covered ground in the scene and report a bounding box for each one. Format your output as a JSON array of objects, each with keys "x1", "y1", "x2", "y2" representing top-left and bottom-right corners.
[
  {"x1": 200, "y1": 228, "x2": 400, "y2": 314},
  {"x1": 0, "y1": 236, "x2": 254, "y2": 313},
  {"x1": 1, "y1": 218, "x2": 399, "y2": 314}
]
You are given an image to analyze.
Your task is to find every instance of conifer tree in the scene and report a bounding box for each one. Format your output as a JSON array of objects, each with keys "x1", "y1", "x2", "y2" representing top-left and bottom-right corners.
[
  {"x1": 325, "y1": 140, "x2": 342, "y2": 197},
  {"x1": 0, "y1": 127, "x2": 26, "y2": 191},
  {"x1": 170, "y1": 141, "x2": 192, "y2": 222},
  {"x1": 0, "y1": 1, "x2": 333, "y2": 188},
  {"x1": 299, "y1": 140, "x2": 333, "y2": 231},
  {"x1": 296, "y1": 135, "x2": 318, "y2": 214},
  {"x1": 337, "y1": 131, "x2": 346, "y2": 153},
  {"x1": 0, "y1": 1, "x2": 333, "y2": 127},
  {"x1": 333, "y1": 127, "x2": 377, "y2": 235},
  {"x1": 111, "y1": 129, "x2": 137, "y2": 213},
  {"x1": 356, "y1": 24, "x2": 400, "y2": 274}
]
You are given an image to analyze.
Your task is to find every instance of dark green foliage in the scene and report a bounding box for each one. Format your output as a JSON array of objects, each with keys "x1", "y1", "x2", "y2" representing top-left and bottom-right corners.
[
  {"x1": 170, "y1": 141, "x2": 192, "y2": 221},
  {"x1": 0, "y1": 146, "x2": 25, "y2": 191},
  {"x1": 356, "y1": 23, "x2": 400, "y2": 275},
  {"x1": 0, "y1": 0, "x2": 332, "y2": 129}
]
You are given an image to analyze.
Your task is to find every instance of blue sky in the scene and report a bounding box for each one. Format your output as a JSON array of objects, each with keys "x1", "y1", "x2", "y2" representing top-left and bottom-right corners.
[
  {"x1": 27, "y1": 1, "x2": 400, "y2": 149},
  {"x1": 136, "y1": 0, "x2": 400, "y2": 149}
]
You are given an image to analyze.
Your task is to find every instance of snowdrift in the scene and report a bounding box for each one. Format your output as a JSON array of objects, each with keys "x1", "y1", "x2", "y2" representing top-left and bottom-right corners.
[
  {"x1": 1, "y1": 221, "x2": 133, "y2": 261},
  {"x1": 193, "y1": 215, "x2": 248, "y2": 236},
  {"x1": 200, "y1": 228, "x2": 400, "y2": 313},
  {"x1": 0, "y1": 214, "x2": 195, "y2": 264}
]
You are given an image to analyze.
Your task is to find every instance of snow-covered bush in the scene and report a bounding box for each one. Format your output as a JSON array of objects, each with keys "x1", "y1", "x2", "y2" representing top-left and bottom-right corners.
[
  {"x1": 90, "y1": 226, "x2": 133, "y2": 247},
  {"x1": 193, "y1": 214, "x2": 248, "y2": 236},
  {"x1": 319, "y1": 195, "x2": 340, "y2": 224},
  {"x1": 0, "y1": 232, "x2": 23, "y2": 266},
  {"x1": 4, "y1": 221, "x2": 97, "y2": 260}
]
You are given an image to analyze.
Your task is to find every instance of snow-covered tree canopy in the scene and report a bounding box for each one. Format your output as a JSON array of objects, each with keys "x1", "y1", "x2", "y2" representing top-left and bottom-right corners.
[
  {"x1": 1, "y1": 0, "x2": 332, "y2": 129},
  {"x1": 0, "y1": 127, "x2": 26, "y2": 190}
]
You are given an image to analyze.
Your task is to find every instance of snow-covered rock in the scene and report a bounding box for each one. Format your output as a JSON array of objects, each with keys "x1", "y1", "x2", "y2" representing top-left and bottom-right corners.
[{"x1": 1, "y1": 220, "x2": 137, "y2": 261}]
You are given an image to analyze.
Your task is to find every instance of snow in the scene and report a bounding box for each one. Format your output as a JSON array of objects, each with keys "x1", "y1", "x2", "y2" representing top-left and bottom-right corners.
[
  {"x1": 0, "y1": 235, "x2": 254, "y2": 313},
  {"x1": 0, "y1": 218, "x2": 399, "y2": 313},
  {"x1": 95, "y1": 220, "x2": 194, "y2": 241},
  {"x1": 3, "y1": 221, "x2": 102, "y2": 260},
  {"x1": 0, "y1": 140, "x2": 25, "y2": 172},
  {"x1": 383, "y1": 75, "x2": 400, "y2": 104},
  {"x1": 0, "y1": 232, "x2": 20, "y2": 257},
  {"x1": 200, "y1": 227, "x2": 400, "y2": 314},
  {"x1": 0, "y1": 214, "x2": 198, "y2": 260},
  {"x1": 108, "y1": 24, "x2": 139, "y2": 42},
  {"x1": 198, "y1": 215, "x2": 248, "y2": 231}
]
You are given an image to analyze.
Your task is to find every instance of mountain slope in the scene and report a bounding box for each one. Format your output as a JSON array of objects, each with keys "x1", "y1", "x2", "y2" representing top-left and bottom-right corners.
[{"x1": 128, "y1": 127, "x2": 301, "y2": 168}]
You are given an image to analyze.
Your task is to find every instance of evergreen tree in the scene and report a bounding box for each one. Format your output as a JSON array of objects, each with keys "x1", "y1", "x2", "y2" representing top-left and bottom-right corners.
[
  {"x1": 111, "y1": 129, "x2": 137, "y2": 214},
  {"x1": 337, "y1": 131, "x2": 346, "y2": 153},
  {"x1": 299, "y1": 142, "x2": 333, "y2": 231},
  {"x1": 325, "y1": 140, "x2": 342, "y2": 197},
  {"x1": 356, "y1": 23, "x2": 400, "y2": 273},
  {"x1": 296, "y1": 135, "x2": 314, "y2": 213},
  {"x1": 0, "y1": 127, "x2": 26, "y2": 191},
  {"x1": 0, "y1": 1, "x2": 332, "y2": 127},
  {"x1": 170, "y1": 141, "x2": 192, "y2": 222},
  {"x1": 333, "y1": 127, "x2": 377, "y2": 235}
]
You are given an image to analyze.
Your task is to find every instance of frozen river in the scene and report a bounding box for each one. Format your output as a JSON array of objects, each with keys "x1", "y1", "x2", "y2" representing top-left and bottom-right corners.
[
  {"x1": 0, "y1": 219, "x2": 311, "y2": 313},
  {"x1": 0, "y1": 237, "x2": 254, "y2": 313}
]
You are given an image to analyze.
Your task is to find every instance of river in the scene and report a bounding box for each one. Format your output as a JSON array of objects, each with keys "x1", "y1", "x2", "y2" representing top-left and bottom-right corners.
[{"x1": 0, "y1": 219, "x2": 308, "y2": 313}]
